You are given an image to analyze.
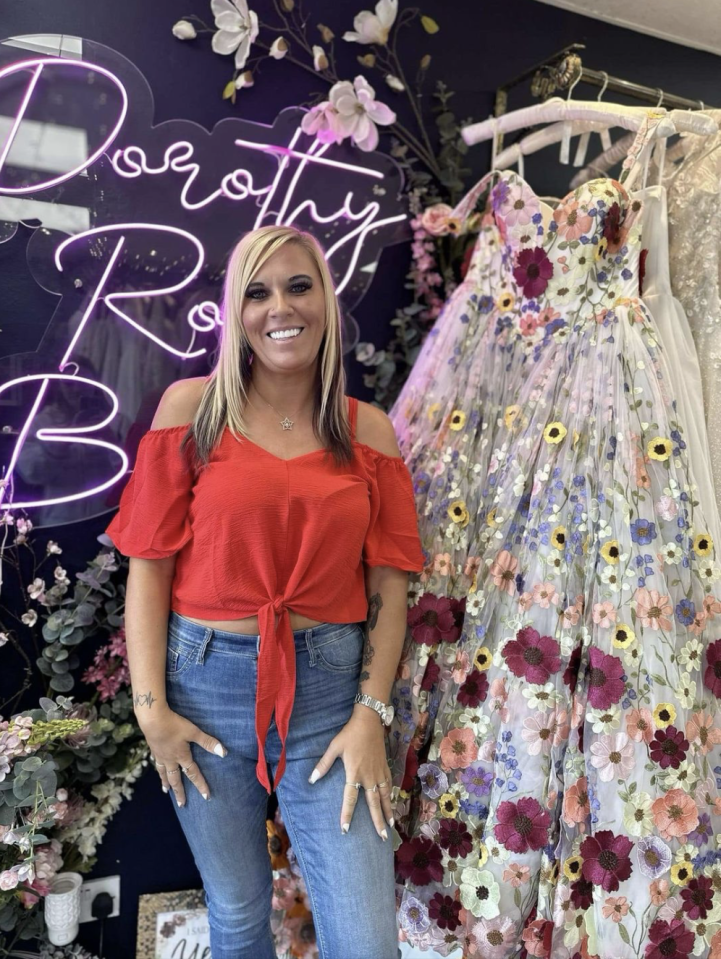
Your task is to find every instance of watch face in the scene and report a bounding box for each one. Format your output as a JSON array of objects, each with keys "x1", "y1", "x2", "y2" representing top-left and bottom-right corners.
[{"x1": 383, "y1": 705, "x2": 395, "y2": 726}]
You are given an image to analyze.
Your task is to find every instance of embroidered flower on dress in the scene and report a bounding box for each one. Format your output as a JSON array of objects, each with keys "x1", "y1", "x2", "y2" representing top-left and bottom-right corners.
[
  {"x1": 459, "y1": 867, "x2": 501, "y2": 919},
  {"x1": 587, "y1": 646, "x2": 625, "y2": 710},
  {"x1": 650, "y1": 726, "x2": 689, "y2": 769},
  {"x1": 680, "y1": 875, "x2": 714, "y2": 920},
  {"x1": 408, "y1": 593, "x2": 459, "y2": 644},
  {"x1": 396, "y1": 835, "x2": 443, "y2": 885},
  {"x1": 636, "y1": 835, "x2": 672, "y2": 879},
  {"x1": 543, "y1": 421, "x2": 567, "y2": 444},
  {"x1": 489, "y1": 549, "x2": 518, "y2": 593},
  {"x1": 590, "y1": 732, "x2": 635, "y2": 781},
  {"x1": 503, "y1": 626, "x2": 561, "y2": 683},
  {"x1": 427, "y1": 892, "x2": 462, "y2": 931},
  {"x1": 647, "y1": 436, "x2": 673, "y2": 461},
  {"x1": 652, "y1": 789, "x2": 699, "y2": 841},
  {"x1": 554, "y1": 198, "x2": 593, "y2": 241},
  {"x1": 645, "y1": 918, "x2": 695, "y2": 959},
  {"x1": 513, "y1": 247, "x2": 554, "y2": 299},
  {"x1": 580, "y1": 830, "x2": 633, "y2": 891},
  {"x1": 494, "y1": 797, "x2": 550, "y2": 853}
]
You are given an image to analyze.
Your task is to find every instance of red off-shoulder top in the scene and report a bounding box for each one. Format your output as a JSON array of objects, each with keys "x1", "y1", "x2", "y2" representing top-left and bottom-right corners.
[{"x1": 104, "y1": 395, "x2": 425, "y2": 793}]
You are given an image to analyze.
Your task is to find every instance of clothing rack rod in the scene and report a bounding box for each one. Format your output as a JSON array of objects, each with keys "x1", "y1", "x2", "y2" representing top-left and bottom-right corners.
[{"x1": 577, "y1": 66, "x2": 709, "y2": 112}]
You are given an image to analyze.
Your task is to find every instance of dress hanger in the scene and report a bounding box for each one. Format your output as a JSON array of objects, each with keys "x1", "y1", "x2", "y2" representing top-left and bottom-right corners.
[
  {"x1": 662, "y1": 104, "x2": 721, "y2": 186},
  {"x1": 568, "y1": 90, "x2": 716, "y2": 187},
  {"x1": 569, "y1": 133, "x2": 635, "y2": 187},
  {"x1": 490, "y1": 71, "x2": 614, "y2": 174},
  {"x1": 492, "y1": 85, "x2": 717, "y2": 173},
  {"x1": 462, "y1": 96, "x2": 677, "y2": 147}
]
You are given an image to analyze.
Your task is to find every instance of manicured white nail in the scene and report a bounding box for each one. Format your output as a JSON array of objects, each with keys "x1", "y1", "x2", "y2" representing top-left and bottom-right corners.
[
  {"x1": 162, "y1": 786, "x2": 168, "y2": 793},
  {"x1": 177, "y1": 799, "x2": 183, "y2": 807},
  {"x1": 309, "y1": 769, "x2": 320, "y2": 784},
  {"x1": 214, "y1": 744, "x2": 227, "y2": 757},
  {"x1": 342, "y1": 823, "x2": 350, "y2": 834},
  {"x1": 389, "y1": 817, "x2": 394, "y2": 829},
  {"x1": 201, "y1": 792, "x2": 209, "y2": 800},
  {"x1": 381, "y1": 829, "x2": 388, "y2": 842}
]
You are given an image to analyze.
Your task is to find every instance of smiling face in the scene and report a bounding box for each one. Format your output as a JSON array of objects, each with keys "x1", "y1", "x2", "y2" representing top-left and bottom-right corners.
[{"x1": 241, "y1": 242, "x2": 327, "y2": 373}]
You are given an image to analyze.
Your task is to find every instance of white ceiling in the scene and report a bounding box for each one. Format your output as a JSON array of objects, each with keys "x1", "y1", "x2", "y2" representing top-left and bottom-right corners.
[{"x1": 534, "y1": 0, "x2": 721, "y2": 57}]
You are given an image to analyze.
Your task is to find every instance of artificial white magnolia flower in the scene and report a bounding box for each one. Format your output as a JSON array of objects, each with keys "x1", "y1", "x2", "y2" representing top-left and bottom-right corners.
[
  {"x1": 343, "y1": 0, "x2": 398, "y2": 45},
  {"x1": 301, "y1": 76, "x2": 395, "y2": 151},
  {"x1": 211, "y1": 0, "x2": 259, "y2": 71},
  {"x1": 301, "y1": 100, "x2": 339, "y2": 142},
  {"x1": 329, "y1": 75, "x2": 396, "y2": 151},
  {"x1": 312, "y1": 45, "x2": 329, "y2": 71},
  {"x1": 235, "y1": 70, "x2": 254, "y2": 89},
  {"x1": 269, "y1": 37, "x2": 289, "y2": 59},
  {"x1": 172, "y1": 20, "x2": 197, "y2": 40},
  {"x1": 385, "y1": 74, "x2": 404, "y2": 92}
]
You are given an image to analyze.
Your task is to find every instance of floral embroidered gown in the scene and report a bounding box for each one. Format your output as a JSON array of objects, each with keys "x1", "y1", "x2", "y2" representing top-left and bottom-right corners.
[{"x1": 389, "y1": 115, "x2": 721, "y2": 959}]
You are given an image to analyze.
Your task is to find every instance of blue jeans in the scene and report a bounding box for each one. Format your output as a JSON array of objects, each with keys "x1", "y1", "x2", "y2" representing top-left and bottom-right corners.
[{"x1": 164, "y1": 610, "x2": 401, "y2": 959}]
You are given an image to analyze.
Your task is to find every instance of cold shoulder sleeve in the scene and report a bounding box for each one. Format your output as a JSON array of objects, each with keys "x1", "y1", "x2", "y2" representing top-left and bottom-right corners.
[
  {"x1": 104, "y1": 426, "x2": 195, "y2": 559},
  {"x1": 361, "y1": 446, "x2": 425, "y2": 572}
]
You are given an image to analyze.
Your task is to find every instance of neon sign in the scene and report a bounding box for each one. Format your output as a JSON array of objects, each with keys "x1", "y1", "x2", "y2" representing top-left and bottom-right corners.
[
  {"x1": 107, "y1": 129, "x2": 405, "y2": 296},
  {"x1": 0, "y1": 57, "x2": 128, "y2": 194},
  {"x1": 0, "y1": 35, "x2": 408, "y2": 524}
]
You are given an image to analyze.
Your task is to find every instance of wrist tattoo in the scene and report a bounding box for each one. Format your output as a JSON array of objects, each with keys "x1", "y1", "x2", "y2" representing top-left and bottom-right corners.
[
  {"x1": 133, "y1": 689, "x2": 159, "y2": 710},
  {"x1": 360, "y1": 592, "x2": 382, "y2": 687}
]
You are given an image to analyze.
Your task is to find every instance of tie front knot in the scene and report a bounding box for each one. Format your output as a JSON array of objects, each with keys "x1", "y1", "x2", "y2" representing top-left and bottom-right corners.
[{"x1": 272, "y1": 595, "x2": 286, "y2": 614}]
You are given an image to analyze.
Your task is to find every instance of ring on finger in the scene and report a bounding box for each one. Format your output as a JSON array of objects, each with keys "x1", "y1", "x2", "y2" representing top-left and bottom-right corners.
[
  {"x1": 371, "y1": 779, "x2": 389, "y2": 793},
  {"x1": 345, "y1": 781, "x2": 362, "y2": 790}
]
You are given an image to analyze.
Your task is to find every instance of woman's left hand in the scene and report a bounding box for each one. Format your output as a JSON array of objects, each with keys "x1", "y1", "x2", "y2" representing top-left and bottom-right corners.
[{"x1": 308, "y1": 708, "x2": 394, "y2": 840}]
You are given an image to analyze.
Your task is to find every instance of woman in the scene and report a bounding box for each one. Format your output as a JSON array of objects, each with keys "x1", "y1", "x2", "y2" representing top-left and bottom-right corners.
[{"x1": 104, "y1": 224, "x2": 425, "y2": 959}]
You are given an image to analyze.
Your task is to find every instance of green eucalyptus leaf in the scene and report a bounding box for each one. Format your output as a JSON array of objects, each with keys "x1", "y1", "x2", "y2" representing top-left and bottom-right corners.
[{"x1": 49, "y1": 673, "x2": 75, "y2": 693}]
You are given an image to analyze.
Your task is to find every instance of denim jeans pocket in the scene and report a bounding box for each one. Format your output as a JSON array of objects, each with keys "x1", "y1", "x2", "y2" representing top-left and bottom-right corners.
[
  {"x1": 312, "y1": 623, "x2": 365, "y2": 673},
  {"x1": 166, "y1": 635, "x2": 197, "y2": 678}
]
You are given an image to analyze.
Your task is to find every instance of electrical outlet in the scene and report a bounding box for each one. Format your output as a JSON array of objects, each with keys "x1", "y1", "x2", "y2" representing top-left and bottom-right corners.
[{"x1": 79, "y1": 876, "x2": 121, "y2": 923}]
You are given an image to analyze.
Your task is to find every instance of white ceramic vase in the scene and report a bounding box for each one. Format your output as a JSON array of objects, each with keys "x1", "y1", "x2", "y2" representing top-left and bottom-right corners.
[{"x1": 44, "y1": 871, "x2": 83, "y2": 946}]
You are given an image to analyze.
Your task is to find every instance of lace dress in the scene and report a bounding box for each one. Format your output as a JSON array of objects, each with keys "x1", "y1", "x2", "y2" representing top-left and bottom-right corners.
[
  {"x1": 635, "y1": 179, "x2": 721, "y2": 550},
  {"x1": 389, "y1": 115, "x2": 721, "y2": 959},
  {"x1": 665, "y1": 111, "x2": 721, "y2": 516}
]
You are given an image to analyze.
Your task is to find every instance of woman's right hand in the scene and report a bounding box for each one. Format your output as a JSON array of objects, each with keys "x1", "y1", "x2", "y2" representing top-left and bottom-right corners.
[{"x1": 140, "y1": 706, "x2": 227, "y2": 806}]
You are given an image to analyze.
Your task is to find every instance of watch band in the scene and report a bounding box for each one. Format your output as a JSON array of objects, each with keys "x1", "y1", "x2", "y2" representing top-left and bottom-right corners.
[{"x1": 354, "y1": 692, "x2": 389, "y2": 723}]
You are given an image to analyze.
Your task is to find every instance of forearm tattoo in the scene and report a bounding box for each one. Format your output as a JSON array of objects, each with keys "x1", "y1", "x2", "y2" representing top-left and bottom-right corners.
[
  {"x1": 133, "y1": 689, "x2": 159, "y2": 710},
  {"x1": 360, "y1": 592, "x2": 382, "y2": 685}
]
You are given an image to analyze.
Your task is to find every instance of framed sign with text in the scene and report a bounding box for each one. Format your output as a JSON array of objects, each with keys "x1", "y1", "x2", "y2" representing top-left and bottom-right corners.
[{"x1": 137, "y1": 888, "x2": 209, "y2": 959}]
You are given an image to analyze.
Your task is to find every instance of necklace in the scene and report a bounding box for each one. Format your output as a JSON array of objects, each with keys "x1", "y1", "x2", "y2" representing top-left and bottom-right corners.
[{"x1": 250, "y1": 387, "x2": 308, "y2": 430}]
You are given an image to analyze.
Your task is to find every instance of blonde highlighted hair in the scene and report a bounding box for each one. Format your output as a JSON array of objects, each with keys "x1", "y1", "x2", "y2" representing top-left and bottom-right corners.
[{"x1": 179, "y1": 225, "x2": 353, "y2": 470}]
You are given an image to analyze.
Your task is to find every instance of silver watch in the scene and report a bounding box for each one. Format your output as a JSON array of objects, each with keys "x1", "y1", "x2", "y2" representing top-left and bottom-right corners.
[{"x1": 354, "y1": 692, "x2": 394, "y2": 726}]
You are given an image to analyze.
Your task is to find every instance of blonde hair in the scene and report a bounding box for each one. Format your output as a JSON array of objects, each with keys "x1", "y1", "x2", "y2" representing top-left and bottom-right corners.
[{"x1": 179, "y1": 225, "x2": 353, "y2": 471}]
